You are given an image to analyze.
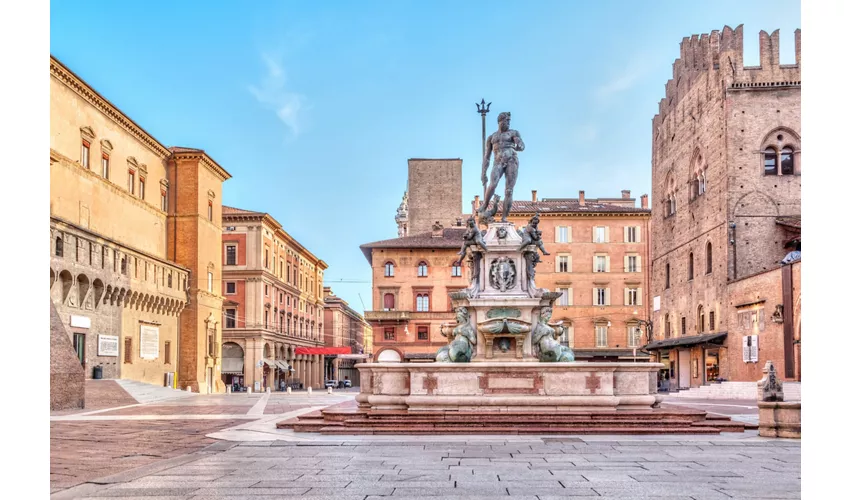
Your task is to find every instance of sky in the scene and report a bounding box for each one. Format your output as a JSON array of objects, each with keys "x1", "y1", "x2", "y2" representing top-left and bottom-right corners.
[{"x1": 50, "y1": 1, "x2": 801, "y2": 313}]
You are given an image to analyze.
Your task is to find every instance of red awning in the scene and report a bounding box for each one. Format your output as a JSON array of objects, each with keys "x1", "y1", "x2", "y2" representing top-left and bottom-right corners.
[{"x1": 294, "y1": 347, "x2": 351, "y2": 355}]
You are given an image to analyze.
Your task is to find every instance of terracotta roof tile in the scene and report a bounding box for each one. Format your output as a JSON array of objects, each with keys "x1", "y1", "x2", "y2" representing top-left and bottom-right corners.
[
  {"x1": 222, "y1": 205, "x2": 263, "y2": 216},
  {"x1": 360, "y1": 228, "x2": 465, "y2": 264},
  {"x1": 168, "y1": 146, "x2": 205, "y2": 154}
]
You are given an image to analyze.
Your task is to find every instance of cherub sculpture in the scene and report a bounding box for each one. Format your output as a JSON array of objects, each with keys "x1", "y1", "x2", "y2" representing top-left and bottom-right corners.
[
  {"x1": 436, "y1": 306, "x2": 477, "y2": 362},
  {"x1": 518, "y1": 214, "x2": 550, "y2": 255},
  {"x1": 458, "y1": 216, "x2": 487, "y2": 262},
  {"x1": 530, "y1": 306, "x2": 575, "y2": 362}
]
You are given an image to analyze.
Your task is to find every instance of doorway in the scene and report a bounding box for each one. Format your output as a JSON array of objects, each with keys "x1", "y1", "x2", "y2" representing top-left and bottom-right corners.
[
  {"x1": 678, "y1": 349, "x2": 691, "y2": 389},
  {"x1": 705, "y1": 350, "x2": 720, "y2": 382},
  {"x1": 206, "y1": 367, "x2": 213, "y2": 394}
]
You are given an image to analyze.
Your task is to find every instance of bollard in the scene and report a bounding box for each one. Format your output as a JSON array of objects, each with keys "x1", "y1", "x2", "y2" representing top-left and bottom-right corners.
[
  {"x1": 286, "y1": 387, "x2": 292, "y2": 394},
  {"x1": 307, "y1": 386, "x2": 312, "y2": 395},
  {"x1": 247, "y1": 387, "x2": 252, "y2": 394},
  {"x1": 186, "y1": 386, "x2": 192, "y2": 393},
  {"x1": 327, "y1": 387, "x2": 333, "y2": 394},
  {"x1": 266, "y1": 387, "x2": 271, "y2": 394},
  {"x1": 226, "y1": 386, "x2": 231, "y2": 394}
]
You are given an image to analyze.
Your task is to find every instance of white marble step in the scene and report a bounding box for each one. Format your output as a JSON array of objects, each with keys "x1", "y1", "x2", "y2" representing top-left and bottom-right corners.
[{"x1": 115, "y1": 379, "x2": 197, "y2": 404}]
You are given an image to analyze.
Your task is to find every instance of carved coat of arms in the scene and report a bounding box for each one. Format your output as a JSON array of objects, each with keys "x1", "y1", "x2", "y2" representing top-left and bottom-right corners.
[{"x1": 489, "y1": 256, "x2": 516, "y2": 292}]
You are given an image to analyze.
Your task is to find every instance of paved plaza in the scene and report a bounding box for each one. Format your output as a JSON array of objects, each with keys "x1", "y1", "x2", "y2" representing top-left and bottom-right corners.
[{"x1": 50, "y1": 382, "x2": 801, "y2": 499}]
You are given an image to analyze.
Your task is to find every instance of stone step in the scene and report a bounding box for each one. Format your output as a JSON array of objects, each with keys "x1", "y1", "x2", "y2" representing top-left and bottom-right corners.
[{"x1": 317, "y1": 425, "x2": 726, "y2": 435}]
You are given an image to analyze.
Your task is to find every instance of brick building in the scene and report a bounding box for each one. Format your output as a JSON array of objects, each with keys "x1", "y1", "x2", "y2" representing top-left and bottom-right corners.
[
  {"x1": 220, "y1": 206, "x2": 328, "y2": 391},
  {"x1": 50, "y1": 55, "x2": 230, "y2": 395},
  {"x1": 322, "y1": 287, "x2": 370, "y2": 386},
  {"x1": 645, "y1": 26, "x2": 801, "y2": 389},
  {"x1": 362, "y1": 154, "x2": 652, "y2": 362}
]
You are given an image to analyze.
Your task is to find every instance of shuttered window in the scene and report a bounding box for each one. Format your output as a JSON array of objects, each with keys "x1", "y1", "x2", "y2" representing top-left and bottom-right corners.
[{"x1": 124, "y1": 337, "x2": 132, "y2": 363}]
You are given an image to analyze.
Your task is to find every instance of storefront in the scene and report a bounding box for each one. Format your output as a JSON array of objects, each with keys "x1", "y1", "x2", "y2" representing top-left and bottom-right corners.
[
  {"x1": 644, "y1": 332, "x2": 727, "y2": 389},
  {"x1": 221, "y1": 342, "x2": 245, "y2": 391}
]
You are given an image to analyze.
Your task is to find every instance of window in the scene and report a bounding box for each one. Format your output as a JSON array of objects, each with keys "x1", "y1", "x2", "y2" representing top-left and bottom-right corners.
[
  {"x1": 559, "y1": 325, "x2": 574, "y2": 347},
  {"x1": 417, "y1": 326, "x2": 429, "y2": 341},
  {"x1": 625, "y1": 226, "x2": 639, "y2": 243},
  {"x1": 73, "y1": 333, "x2": 85, "y2": 366},
  {"x1": 167, "y1": 273, "x2": 173, "y2": 288},
  {"x1": 764, "y1": 147, "x2": 778, "y2": 175},
  {"x1": 121, "y1": 257, "x2": 127, "y2": 275},
  {"x1": 383, "y1": 293, "x2": 395, "y2": 311},
  {"x1": 265, "y1": 284, "x2": 269, "y2": 296},
  {"x1": 55, "y1": 237, "x2": 63, "y2": 257},
  {"x1": 128, "y1": 170, "x2": 135, "y2": 194},
  {"x1": 681, "y1": 316, "x2": 687, "y2": 336},
  {"x1": 207, "y1": 201, "x2": 213, "y2": 221},
  {"x1": 698, "y1": 306, "x2": 705, "y2": 333},
  {"x1": 593, "y1": 226, "x2": 607, "y2": 243},
  {"x1": 665, "y1": 263, "x2": 671, "y2": 289},
  {"x1": 384, "y1": 327, "x2": 395, "y2": 341},
  {"x1": 416, "y1": 294, "x2": 430, "y2": 312},
  {"x1": 593, "y1": 287, "x2": 609, "y2": 306},
  {"x1": 225, "y1": 282, "x2": 236, "y2": 294},
  {"x1": 264, "y1": 249, "x2": 269, "y2": 268},
  {"x1": 555, "y1": 287, "x2": 572, "y2": 306},
  {"x1": 384, "y1": 262, "x2": 394, "y2": 277},
  {"x1": 451, "y1": 262, "x2": 462, "y2": 277},
  {"x1": 161, "y1": 189, "x2": 168, "y2": 211},
  {"x1": 101, "y1": 154, "x2": 109, "y2": 178},
  {"x1": 627, "y1": 325, "x2": 640, "y2": 348},
  {"x1": 124, "y1": 337, "x2": 132, "y2": 363},
  {"x1": 664, "y1": 314, "x2": 671, "y2": 339},
  {"x1": 706, "y1": 243, "x2": 713, "y2": 274},
  {"x1": 225, "y1": 245, "x2": 237, "y2": 266},
  {"x1": 207, "y1": 272, "x2": 213, "y2": 292},
  {"x1": 264, "y1": 310, "x2": 269, "y2": 329},
  {"x1": 81, "y1": 140, "x2": 91, "y2": 168},
  {"x1": 626, "y1": 255, "x2": 639, "y2": 273},
  {"x1": 164, "y1": 341, "x2": 171, "y2": 364},
  {"x1": 688, "y1": 253, "x2": 694, "y2": 281},
  {"x1": 556, "y1": 226, "x2": 570, "y2": 243},
  {"x1": 698, "y1": 171, "x2": 706, "y2": 195},
  {"x1": 595, "y1": 324, "x2": 608, "y2": 347},
  {"x1": 557, "y1": 255, "x2": 570, "y2": 273},
  {"x1": 595, "y1": 255, "x2": 608, "y2": 273},
  {"x1": 626, "y1": 287, "x2": 640, "y2": 306},
  {"x1": 709, "y1": 310, "x2": 715, "y2": 331},
  {"x1": 780, "y1": 147, "x2": 794, "y2": 175},
  {"x1": 139, "y1": 177, "x2": 146, "y2": 200},
  {"x1": 417, "y1": 261, "x2": 428, "y2": 277}
]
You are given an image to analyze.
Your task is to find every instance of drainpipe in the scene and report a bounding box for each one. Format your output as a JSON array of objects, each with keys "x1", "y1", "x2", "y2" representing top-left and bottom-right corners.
[{"x1": 729, "y1": 221, "x2": 737, "y2": 280}]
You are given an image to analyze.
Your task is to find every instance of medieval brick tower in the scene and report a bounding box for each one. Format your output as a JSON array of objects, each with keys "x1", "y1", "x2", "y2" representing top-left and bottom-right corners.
[{"x1": 406, "y1": 158, "x2": 463, "y2": 235}]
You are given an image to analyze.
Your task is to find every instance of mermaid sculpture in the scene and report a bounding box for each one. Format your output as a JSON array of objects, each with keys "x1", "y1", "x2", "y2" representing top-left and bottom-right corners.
[
  {"x1": 436, "y1": 306, "x2": 477, "y2": 362},
  {"x1": 530, "y1": 306, "x2": 575, "y2": 362}
]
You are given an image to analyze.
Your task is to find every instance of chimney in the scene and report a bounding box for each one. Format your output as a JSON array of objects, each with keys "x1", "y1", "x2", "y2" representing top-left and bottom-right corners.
[
  {"x1": 473, "y1": 195, "x2": 481, "y2": 213},
  {"x1": 621, "y1": 190, "x2": 631, "y2": 199},
  {"x1": 640, "y1": 194, "x2": 649, "y2": 209},
  {"x1": 431, "y1": 221, "x2": 444, "y2": 237},
  {"x1": 579, "y1": 190, "x2": 585, "y2": 206},
  {"x1": 531, "y1": 190, "x2": 538, "y2": 202}
]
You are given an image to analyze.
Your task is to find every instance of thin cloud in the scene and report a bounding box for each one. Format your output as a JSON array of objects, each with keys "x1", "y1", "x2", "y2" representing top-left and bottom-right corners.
[
  {"x1": 248, "y1": 54, "x2": 306, "y2": 136},
  {"x1": 595, "y1": 54, "x2": 650, "y2": 100}
]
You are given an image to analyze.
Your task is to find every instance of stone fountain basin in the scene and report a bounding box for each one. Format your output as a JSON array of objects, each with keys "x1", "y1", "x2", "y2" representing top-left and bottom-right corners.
[{"x1": 356, "y1": 362, "x2": 664, "y2": 412}]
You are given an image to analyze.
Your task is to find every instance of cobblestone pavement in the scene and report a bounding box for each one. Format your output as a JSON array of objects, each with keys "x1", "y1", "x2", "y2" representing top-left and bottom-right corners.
[
  {"x1": 51, "y1": 390, "x2": 801, "y2": 499},
  {"x1": 51, "y1": 380, "x2": 138, "y2": 416}
]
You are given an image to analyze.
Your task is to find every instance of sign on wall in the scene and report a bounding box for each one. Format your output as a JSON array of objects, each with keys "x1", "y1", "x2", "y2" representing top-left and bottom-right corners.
[
  {"x1": 653, "y1": 296, "x2": 661, "y2": 312},
  {"x1": 140, "y1": 325, "x2": 160, "y2": 360},
  {"x1": 97, "y1": 335, "x2": 119, "y2": 357},
  {"x1": 742, "y1": 335, "x2": 759, "y2": 363},
  {"x1": 70, "y1": 315, "x2": 91, "y2": 329}
]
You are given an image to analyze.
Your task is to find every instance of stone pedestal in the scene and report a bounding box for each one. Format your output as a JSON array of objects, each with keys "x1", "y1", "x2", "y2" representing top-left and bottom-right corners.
[
  {"x1": 357, "y1": 362, "x2": 663, "y2": 412},
  {"x1": 758, "y1": 401, "x2": 801, "y2": 438}
]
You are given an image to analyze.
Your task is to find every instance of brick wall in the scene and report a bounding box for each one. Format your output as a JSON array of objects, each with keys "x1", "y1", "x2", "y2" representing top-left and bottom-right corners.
[{"x1": 407, "y1": 159, "x2": 463, "y2": 235}]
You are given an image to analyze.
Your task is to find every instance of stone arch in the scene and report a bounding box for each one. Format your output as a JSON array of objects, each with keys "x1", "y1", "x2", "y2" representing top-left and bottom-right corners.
[
  {"x1": 733, "y1": 191, "x2": 779, "y2": 217},
  {"x1": 91, "y1": 279, "x2": 104, "y2": 309},
  {"x1": 76, "y1": 274, "x2": 91, "y2": 309},
  {"x1": 263, "y1": 343, "x2": 271, "y2": 359},
  {"x1": 376, "y1": 348, "x2": 402, "y2": 363},
  {"x1": 50, "y1": 268, "x2": 56, "y2": 290},
  {"x1": 760, "y1": 126, "x2": 801, "y2": 176},
  {"x1": 59, "y1": 270, "x2": 73, "y2": 305}
]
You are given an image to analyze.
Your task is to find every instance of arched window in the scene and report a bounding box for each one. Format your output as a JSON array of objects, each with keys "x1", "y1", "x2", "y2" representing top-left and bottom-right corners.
[
  {"x1": 416, "y1": 294, "x2": 430, "y2": 312},
  {"x1": 705, "y1": 242, "x2": 713, "y2": 274},
  {"x1": 55, "y1": 237, "x2": 63, "y2": 257},
  {"x1": 781, "y1": 146, "x2": 794, "y2": 175},
  {"x1": 383, "y1": 293, "x2": 395, "y2": 311},
  {"x1": 688, "y1": 253, "x2": 694, "y2": 281},
  {"x1": 417, "y1": 261, "x2": 428, "y2": 277},
  {"x1": 451, "y1": 261, "x2": 462, "y2": 277},
  {"x1": 384, "y1": 262, "x2": 394, "y2": 277},
  {"x1": 764, "y1": 147, "x2": 778, "y2": 175},
  {"x1": 121, "y1": 257, "x2": 127, "y2": 275},
  {"x1": 167, "y1": 273, "x2": 173, "y2": 288},
  {"x1": 698, "y1": 305, "x2": 705, "y2": 333},
  {"x1": 665, "y1": 262, "x2": 670, "y2": 289}
]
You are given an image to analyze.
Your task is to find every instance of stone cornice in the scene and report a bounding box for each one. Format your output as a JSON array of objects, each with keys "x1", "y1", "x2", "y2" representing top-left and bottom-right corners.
[
  {"x1": 169, "y1": 150, "x2": 232, "y2": 182},
  {"x1": 509, "y1": 211, "x2": 651, "y2": 219},
  {"x1": 50, "y1": 56, "x2": 171, "y2": 159}
]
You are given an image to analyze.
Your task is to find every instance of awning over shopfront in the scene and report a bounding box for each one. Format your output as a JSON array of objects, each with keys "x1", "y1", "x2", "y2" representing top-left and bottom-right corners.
[
  {"x1": 295, "y1": 347, "x2": 351, "y2": 355},
  {"x1": 275, "y1": 360, "x2": 291, "y2": 371},
  {"x1": 261, "y1": 359, "x2": 276, "y2": 369},
  {"x1": 221, "y1": 358, "x2": 244, "y2": 375},
  {"x1": 644, "y1": 332, "x2": 727, "y2": 351}
]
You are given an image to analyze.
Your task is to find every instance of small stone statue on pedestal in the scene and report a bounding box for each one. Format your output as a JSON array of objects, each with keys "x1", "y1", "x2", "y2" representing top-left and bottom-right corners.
[
  {"x1": 458, "y1": 216, "x2": 487, "y2": 262},
  {"x1": 518, "y1": 214, "x2": 550, "y2": 255},
  {"x1": 758, "y1": 360, "x2": 784, "y2": 402},
  {"x1": 436, "y1": 307, "x2": 477, "y2": 362},
  {"x1": 530, "y1": 306, "x2": 575, "y2": 362}
]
